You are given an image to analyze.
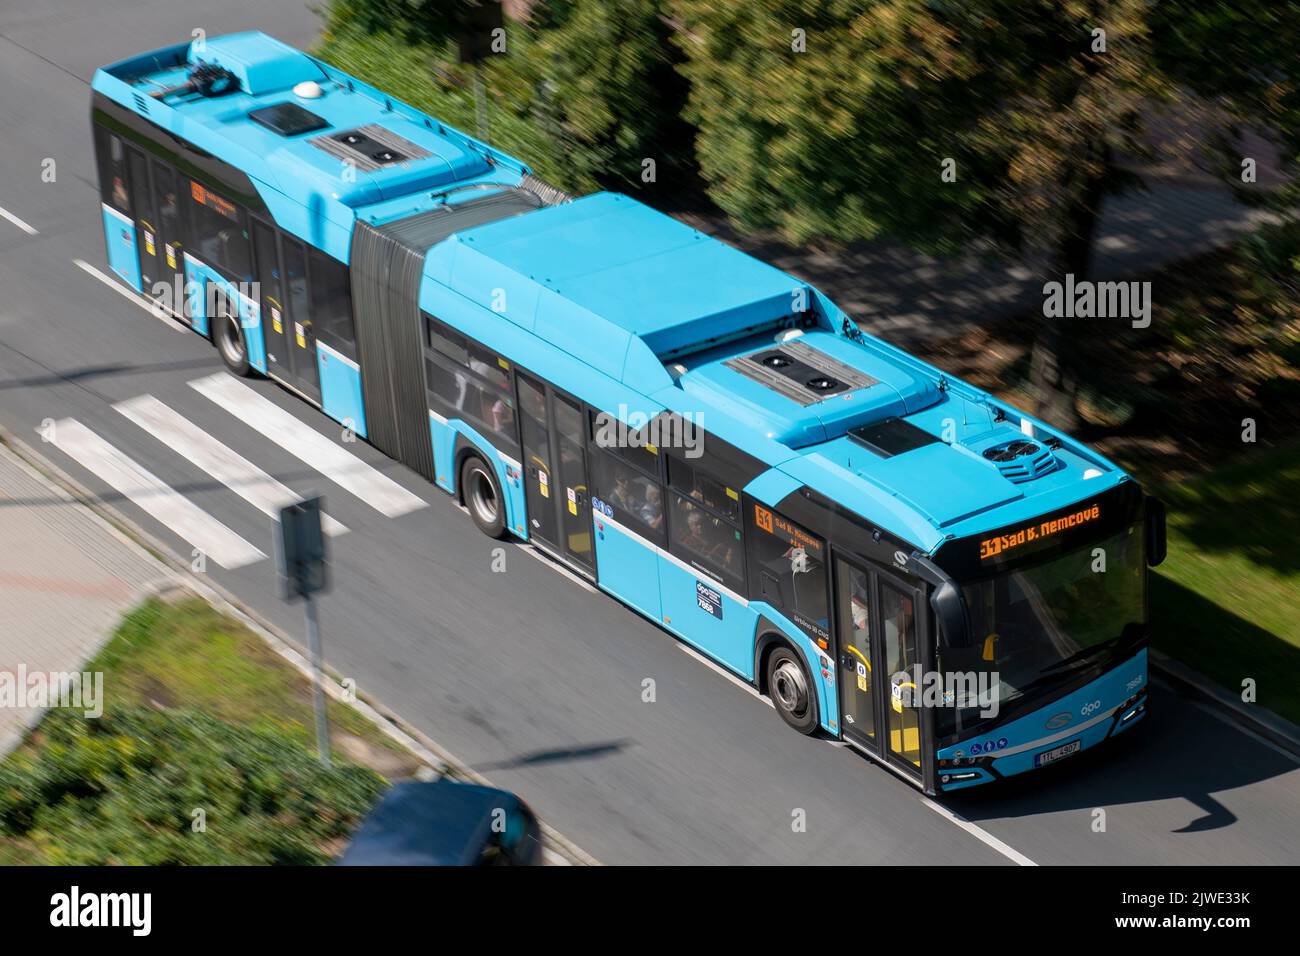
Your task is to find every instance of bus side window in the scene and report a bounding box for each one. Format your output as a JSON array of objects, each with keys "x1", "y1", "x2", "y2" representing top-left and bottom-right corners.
[
  {"x1": 747, "y1": 502, "x2": 831, "y2": 644},
  {"x1": 665, "y1": 455, "x2": 743, "y2": 588},
  {"x1": 95, "y1": 128, "x2": 131, "y2": 215},
  {"x1": 589, "y1": 449, "x2": 665, "y2": 547}
]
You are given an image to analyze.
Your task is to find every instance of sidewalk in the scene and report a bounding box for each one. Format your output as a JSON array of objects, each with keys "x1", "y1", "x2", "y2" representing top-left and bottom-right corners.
[{"x1": 0, "y1": 437, "x2": 177, "y2": 755}]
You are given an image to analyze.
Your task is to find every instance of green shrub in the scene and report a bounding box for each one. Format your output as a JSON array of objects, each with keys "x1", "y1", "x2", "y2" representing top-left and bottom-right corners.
[{"x1": 0, "y1": 707, "x2": 384, "y2": 865}]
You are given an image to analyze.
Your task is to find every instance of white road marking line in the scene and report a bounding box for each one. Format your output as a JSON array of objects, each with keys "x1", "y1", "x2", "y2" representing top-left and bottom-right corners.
[
  {"x1": 678, "y1": 644, "x2": 767, "y2": 702},
  {"x1": 72, "y1": 259, "x2": 185, "y2": 331},
  {"x1": 114, "y1": 395, "x2": 348, "y2": 537},
  {"x1": 189, "y1": 373, "x2": 427, "y2": 518},
  {"x1": 922, "y1": 797, "x2": 1038, "y2": 866},
  {"x1": 45, "y1": 418, "x2": 265, "y2": 569},
  {"x1": 0, "y1": 204, "x2": 37, "y2": 235}
]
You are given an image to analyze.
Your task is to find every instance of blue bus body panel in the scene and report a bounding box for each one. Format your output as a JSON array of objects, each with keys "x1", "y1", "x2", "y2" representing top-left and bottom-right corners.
[
  {"x1": 102, "y1": 205, "x2": 142, "y2": 292},
  {"x1": 429, "y1": 415, "x2": 526, "y2": 540},
  {"x1": 592, "y1": 514, "x2": 661, "y2": 620},
  {"x1": 657, "y1": 557, "x2": 753, "y2": 676},
  {"x1": 317, "y1": 343, "x2": 366, "y2": 436},
  {"x1": 937, "y1": 648, "x2": 1148, "y2": 791},
  {"x1": 748, "y1": 601, "x2": 839, "y2": 733},
  {"x1": 184, "y1": 255, "x2": 262, "y2": 363}
]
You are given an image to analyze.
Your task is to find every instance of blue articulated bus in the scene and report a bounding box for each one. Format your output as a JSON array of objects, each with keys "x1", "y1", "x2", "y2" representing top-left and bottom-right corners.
[{"x1": 92, "y1": 32, "x2": 1167, "y2": 794}]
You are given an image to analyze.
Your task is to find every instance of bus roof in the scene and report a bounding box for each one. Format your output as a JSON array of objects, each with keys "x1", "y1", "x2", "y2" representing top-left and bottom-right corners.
[
  {"x1": 423, "y1": 192, "x2": 1130, "y2": 554},
  {"x1": 94, "y1": 31, "x2": 1133, "y2": 557},
  {"x1": 92, "y1": 32, "x2": 529, "y2": 258}
]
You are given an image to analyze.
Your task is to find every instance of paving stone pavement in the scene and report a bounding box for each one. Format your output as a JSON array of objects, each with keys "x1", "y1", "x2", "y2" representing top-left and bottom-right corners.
[{"x1": 0, "y1": 439, "x2": 178, "y2": 754}]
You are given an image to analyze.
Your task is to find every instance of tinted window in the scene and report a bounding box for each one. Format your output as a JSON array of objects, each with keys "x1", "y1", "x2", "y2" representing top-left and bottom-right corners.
[
  {"x1": 187, "y1": 180, "x2": 252, "y2": 278},
  {"x1": 669, "y1": 493, "x2": 743, "y2": 587},
  {"x1": 748, "y1": 503, "x2": 829, "y2": 642},
  {"x1": 282, "y1": 237, "x2": 310, "y2": 325},
  {"x1": 589, "y1": 411, "x2": 661, "y2": 478},
  {"x1": 426, "y1": 352, "x2": 517, "y2": 452},
  {"x1": 590, "y1": 452, "x2": 665, "y2": 546},
  {"x1": 101, "y1": 131, "x2": 131, "y2": 215},
  {"x1": 309, "y1": 252, "x2": 354, "y2": 350},
  {"x1": 668, "y1": 456, "x2": 740, "y2": 523}
]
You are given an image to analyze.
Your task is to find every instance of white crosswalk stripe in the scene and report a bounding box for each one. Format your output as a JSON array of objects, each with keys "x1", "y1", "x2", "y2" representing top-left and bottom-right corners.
[
  {"x1": 113, "y1": 395, "x2": 348, "y2": 537},
  {"x1": 45, "y1": 419, "x2": 266, "y2": 569},
  {"x1": 189, "y1": 373, "x2": 427, "y2": 517}
]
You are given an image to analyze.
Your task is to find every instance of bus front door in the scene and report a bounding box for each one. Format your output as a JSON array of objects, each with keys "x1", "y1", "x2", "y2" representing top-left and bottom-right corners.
[{"x1": 835, "y1": 558, "x2": 928, "y2": 784}]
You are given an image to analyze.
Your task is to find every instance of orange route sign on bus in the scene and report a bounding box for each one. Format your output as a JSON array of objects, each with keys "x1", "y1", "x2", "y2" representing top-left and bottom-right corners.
[{"x1": 979, "y1": 503, "x2": 1101, "y2": 561}]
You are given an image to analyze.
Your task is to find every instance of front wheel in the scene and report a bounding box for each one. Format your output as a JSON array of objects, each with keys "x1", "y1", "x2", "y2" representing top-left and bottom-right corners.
[
  {"x1": 767, "y1": 645, "x2": 819, "y2": 735},
  {"x1": 216, "y1": 309, "x2": 252, "y2": 376},
  {"x1": 461, "y1": 454, "x2": 507, "y2": 539}
]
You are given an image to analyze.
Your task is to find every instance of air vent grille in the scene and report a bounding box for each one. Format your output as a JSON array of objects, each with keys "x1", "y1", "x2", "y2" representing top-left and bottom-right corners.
[
  {"x1": 724, "y1": 339, "x2": 878, "y2": 406},
  {"x1": 981, "y1": 440, "x2": 1058, "y2": 482},
  {"x1": 310, "y1": 124, "x2": 431, "y2": 172}
]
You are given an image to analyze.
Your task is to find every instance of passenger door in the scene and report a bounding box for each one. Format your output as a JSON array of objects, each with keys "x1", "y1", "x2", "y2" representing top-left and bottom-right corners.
[
  {"x1": 127, "y1": 145, "x2": 160, "y2": 296},
  {"x1": 835, "y1": 559, "x2": 928, "y2": 781},
  {"x1": 150, "y1": 159, "x2": 188, "y2": 318},
  {"x1": 517, "y1": 373, "x2": 559, "y2": 550},
  {"x1": 515, "y1": 374, "x2": 594, "y2": 575}
]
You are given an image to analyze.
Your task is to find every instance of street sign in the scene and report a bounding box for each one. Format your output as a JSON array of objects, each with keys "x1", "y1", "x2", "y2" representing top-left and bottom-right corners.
[
  {"x1": 276, "y1": 494, "x2": 332, "y2": 766},
  {"x1": 276, "y1": 495, "x2": 327, "y2": 599}
]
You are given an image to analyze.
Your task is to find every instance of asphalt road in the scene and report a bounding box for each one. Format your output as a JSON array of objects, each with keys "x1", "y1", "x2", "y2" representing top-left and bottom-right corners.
[{"x1": 1, "y1": 0, "x2": 1297, "y2": 865}]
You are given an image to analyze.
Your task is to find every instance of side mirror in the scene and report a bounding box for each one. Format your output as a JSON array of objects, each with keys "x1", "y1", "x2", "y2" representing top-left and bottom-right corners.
[
  {"x1": 930, "y1": 579, "x2": 970, "y2": 648},
  {"x1": 1145, "y1": 497, "x2": 1167, "y2": 567}
]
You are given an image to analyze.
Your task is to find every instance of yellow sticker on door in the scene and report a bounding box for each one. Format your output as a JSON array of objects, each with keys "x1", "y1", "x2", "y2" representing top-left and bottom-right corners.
[
  {"x1": 538, "y1": 471, "x2": 549, "y2": 498},
  {"x1": 294, "y1": 322, "x2": 306, "y2": 348},
  {"x1": 165, "y1": 245, "x2": 177, "y2": 269},
  {"x1": 566, "y1": 487, "x2": 577, "y2": 515}
]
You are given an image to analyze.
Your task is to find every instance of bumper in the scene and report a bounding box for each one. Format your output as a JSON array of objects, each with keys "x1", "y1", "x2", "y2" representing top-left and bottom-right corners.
[{"x1": 936, "y1": 649, "x2": 1148, "y2": 791}]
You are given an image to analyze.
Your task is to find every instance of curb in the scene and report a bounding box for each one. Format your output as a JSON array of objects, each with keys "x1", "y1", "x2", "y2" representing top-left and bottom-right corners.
[
  {"x1": 1150, "y1": 650, "x2": 1300, "y2": 760},
  {"x1": 0, "y1": 428, "x2": 599, "y2": 866}
]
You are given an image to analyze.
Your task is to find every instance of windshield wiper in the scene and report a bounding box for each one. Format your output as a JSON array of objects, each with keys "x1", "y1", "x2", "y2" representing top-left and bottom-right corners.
[{"x1": 1039, "y1": 642, "x2": 1116, "y2": 674}]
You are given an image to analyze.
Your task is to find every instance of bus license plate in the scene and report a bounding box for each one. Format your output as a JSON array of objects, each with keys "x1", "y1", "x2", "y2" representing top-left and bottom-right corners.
[{"x1": 1035, "y1": 739, "x2": 1082, "y2": 767}]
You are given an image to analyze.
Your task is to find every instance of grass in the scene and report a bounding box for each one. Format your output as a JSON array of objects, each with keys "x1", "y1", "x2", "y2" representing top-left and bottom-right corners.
[
  {"x1": 1150, "y1": 441, "x2": 1300, "y2": 725},
  {"x1": 90, "y1": 596, "x2": 416, "y2": 764},
  {"x1": 0, "y1": 596, "x2": 420, "y2": 864}
]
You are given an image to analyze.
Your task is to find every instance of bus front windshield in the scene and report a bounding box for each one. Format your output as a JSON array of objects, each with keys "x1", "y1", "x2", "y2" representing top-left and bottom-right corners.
[{"x1": 938, "y1": 523, "x2": 1145, "y2": 739}]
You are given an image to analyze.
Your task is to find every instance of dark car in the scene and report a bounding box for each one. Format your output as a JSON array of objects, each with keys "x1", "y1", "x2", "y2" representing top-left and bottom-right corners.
[{"x1": 338, "y1": 780, "x2": 545, "y2": 866}]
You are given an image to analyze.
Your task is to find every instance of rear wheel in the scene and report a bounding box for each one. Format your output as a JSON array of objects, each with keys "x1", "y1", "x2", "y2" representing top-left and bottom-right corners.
[
  {"x1": 767, "y1": 645, "x2": 819, "y2": 735},
  {"x1": 216, "y1": 309, "x2": 252, "y2": 376},
  {"x1": 461, "y1": 454, "x2": 507, "y2": 539}
]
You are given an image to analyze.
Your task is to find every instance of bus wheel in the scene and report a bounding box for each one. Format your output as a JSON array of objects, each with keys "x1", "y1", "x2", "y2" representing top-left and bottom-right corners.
[
  {"x1": 216, "y1": 310, "x2": 252, "y2": 376},
  {"x1": 767, "y1": 645, "x2": 818, "y2": 735},
  {"x1": 461, "y1": 455, "x2": 507, "y2": 539}
]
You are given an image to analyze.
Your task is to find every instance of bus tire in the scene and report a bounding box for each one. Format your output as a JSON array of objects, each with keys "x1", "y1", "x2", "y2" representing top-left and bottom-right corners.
[
  {"x1": 461, "y1": 454, "x2": 507, "y2": 539},
  {"x1": 216, "y1": 309, "x2": 252, "y2": 377},
  {"x1": 766, "y1": 644, "x2": 819, "y2": 735}
]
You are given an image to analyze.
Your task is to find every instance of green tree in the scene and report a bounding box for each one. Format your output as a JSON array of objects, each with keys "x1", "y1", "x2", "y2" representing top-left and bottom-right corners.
[{"x1": 667, "y1": 0, "x2": 1192, "y2": 429}]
